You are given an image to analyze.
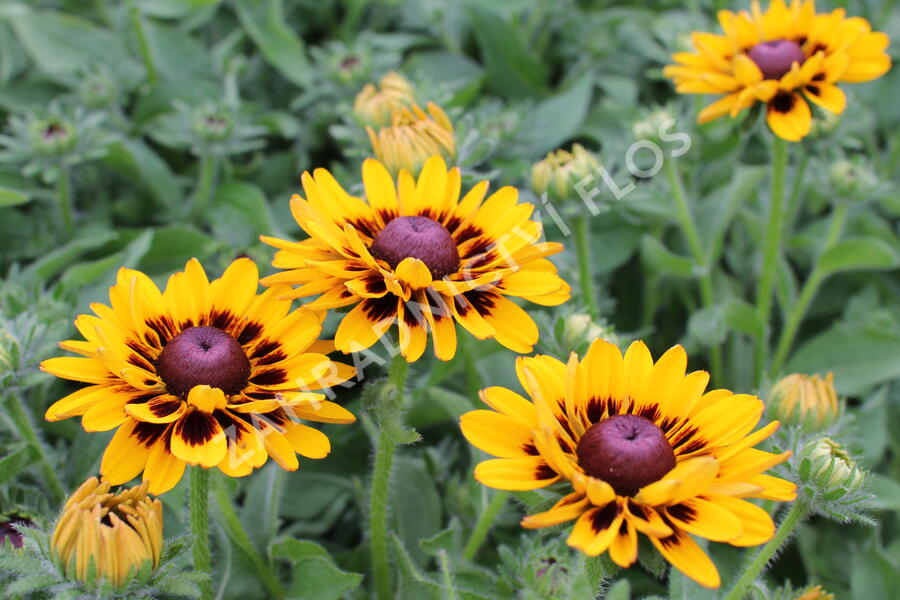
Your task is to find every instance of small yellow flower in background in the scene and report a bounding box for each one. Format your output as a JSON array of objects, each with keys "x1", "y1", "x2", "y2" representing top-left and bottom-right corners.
[
  {"x1": 261, "y1": 155, "x2": 570, "y2": 362},
  {"x1": 794, "y1": 584, "x2": 834, "y2": 600},
  {"x1": 460, "y1": 339, "x2": 796, "y2": 588},
  {"x1": 353, "y1": 71, "x2": 416, "y2": 128},
  {"x1": 664, "y1": 0, "x2": 891, "y2": 141},
  {"x1": 366, "y1": 103, "x2": 455, "y2": 176},
  {"x1": 531, "y1": 143, "x2": 600, "y2": 201},
  {"x1": 767, "y1": 372, "x2": 839, "y2": 430},
  {"x1": 52, "y1": 477, "x2": 162, "y2": 587},
  {"x1": 41, "y1": 258, "x2": 356, "y2": 495}
]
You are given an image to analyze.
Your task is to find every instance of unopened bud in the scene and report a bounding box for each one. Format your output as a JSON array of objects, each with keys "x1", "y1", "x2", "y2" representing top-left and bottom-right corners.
[
  {"x1": 767, "y1": 373, "x2": 839, "y2": 431},
  {"x1": 801, "y1": 437, "x2": 864, "y2": 494}
]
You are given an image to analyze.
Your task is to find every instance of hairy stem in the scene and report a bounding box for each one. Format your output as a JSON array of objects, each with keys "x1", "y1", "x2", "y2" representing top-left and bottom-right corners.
[
  {"x1": 723, "y1": 501, "x2": 808, "y2": 600},
  {"x1": 572, "y1": 215, "x2": 600, "y2": 321},
  {"x1": 127, "y1": 0, "x2": 158, "y2": 84},
  {"x1": 5, "y1": 391, "x2": 65, "y2": 503},
  {"x1": 754, "y1": 136, "x2": 788, "y2": 385},
  {"x1": 462, "y1": 490, "x2": 509, "y2": 561},
  {"x1": 191, "y1": 467, "x2": 213, "y2": 600}
]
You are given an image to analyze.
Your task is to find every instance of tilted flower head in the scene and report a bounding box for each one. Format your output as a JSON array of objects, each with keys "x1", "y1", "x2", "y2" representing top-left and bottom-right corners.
[
  {"x1": 664, "y1": 0, "x2": 891, "y2": 141},
  {"x1": 41, "y1": 258, "x2": 356, "y2": 495},
  {"x1": 366, "y1": 103, "x2": 455, "y2": 176},
  {"x1": 52, "y1": 477, "x2": 162, "y2": 587},
  {"x1": 261, "y1": 155, "x2": 570, "y2": 362},
  {"x1": 767, "y1": 372, "x2": 839, "y2": 430},
  {"x1": 460, "y1": 339, "x2": 796, "y2": 588},
  {"x1": 354, "y1": 71, "x2": 416, "y2": 127}
]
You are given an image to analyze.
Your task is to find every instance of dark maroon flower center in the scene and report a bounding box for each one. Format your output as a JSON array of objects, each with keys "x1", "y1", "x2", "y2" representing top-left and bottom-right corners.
[
  {"x1": 156, "y1": 326, "x2": 250, "y2": 397},
  {"x1": 575, "y1": 414, "x2": 676, "y2": 497},
  {"x1": 369, "y1": 216, "x2": 460, "y2": 279},
  {"x1": 747, "y1": 39, "x2": 806, "y2": 80}
]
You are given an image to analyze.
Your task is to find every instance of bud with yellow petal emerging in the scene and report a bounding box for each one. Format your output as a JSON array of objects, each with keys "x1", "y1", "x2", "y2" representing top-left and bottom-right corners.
[
  {"x1": 767, "y1": 373, "x2": 839, "y2": 431},
  {"x1": 51, "y1": 477, "x2": 162, "y2": 587},
  {"x1": 799, "y1": 437, "x2": 864, "y2": 495},
  {"x1": 366, "y1": 102, "x2": 455, "y2": 177},
  {"x1": 531, "y1": 144, "x2": 600, "y2": 201},
  {"x1": 794, "y1": 585, "x2": 834, "y2": 600},
  {"x1": 353, "y1": 71, "x2": 416, "y2": 128}
]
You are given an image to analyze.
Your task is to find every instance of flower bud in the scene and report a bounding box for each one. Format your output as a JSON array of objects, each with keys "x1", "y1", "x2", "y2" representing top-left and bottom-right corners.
[
  {"x1": 531, "y1": 144, "x2": 600, "y2": 201},
  {"x1": 767, "y1": 372, "x2": 839, "y2": 431},
  {"x1": 193, "y1": 107, "x2": 235, "y2": 144},
  {"x1": 79, "y1": 72, "x2": 118, "y2": 108},
  {"x1": 794, "y1": 585, "x2": 834, "y2": 600},
  {"x1": 366, "y1": 102, "x2": 455, "y2": 176},
  {"x1": 828, "y1": 159, "x2": 877, "y2": 200},
  {"x1": 0, "y1": 517, "x2": 31, "y2": 549},
  {"x1": 30, "y1": 118, "x2": 76, "y2": 156},
  {"x1": 51, "y1": 477, "x2": 163, "y2": 587},
  {"x1": 562, "y1": 314, "x2": 617, "y2": 350},
  {"x1": 353, "y1": 71, "x2": 416, "y2": 127},
  {"x1": 633, "y1": 107, "x2": 676, "y2": 143},
  {"x1": 800, "y1": 438, "x2": 864, "y2": 493}
]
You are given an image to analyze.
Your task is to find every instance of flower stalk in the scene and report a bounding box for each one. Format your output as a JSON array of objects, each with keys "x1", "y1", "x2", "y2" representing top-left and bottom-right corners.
[
  {"x1": 462, "y1": 490, "x2": 509, "y2": 561},
  {"x1": 572, "y1": 215, "x2": 599, "y2": 321},
  {"x1": 190, "y1": 466, "x2": 213, "y2": 600},
  {"x1": 5, "y1": 391, "x2": 65, "y2": 503}
]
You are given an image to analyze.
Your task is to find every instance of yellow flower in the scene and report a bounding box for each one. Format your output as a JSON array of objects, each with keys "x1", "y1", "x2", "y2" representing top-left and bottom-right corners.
[
  {"x1": 531, "y1": 144, "x2": 600, "y2": 201},
  {"x1": 261, "y1": 155, "x2": 570, "y2": 362},
  {"x1": 354, "y1": 71, "x2": 416, "y2": 128},
  {"x1": 664, "y1": 0, "x2": 891, "y2": 141},
  {"x1": 41, "y1": 259, "x2": 356, "y2": 495},
  {"x1": 767, "y1": 372, "x2": 838, "y2": 430},
  {"x1": 366, "y1": 103, "x2": 455, "y2": 176},
  {"x1": 51, "y1": 477, "x2": 162, "y2": 587},
  {"x1": 460, "y1": 339, "x2": 797, "y2": 588}
]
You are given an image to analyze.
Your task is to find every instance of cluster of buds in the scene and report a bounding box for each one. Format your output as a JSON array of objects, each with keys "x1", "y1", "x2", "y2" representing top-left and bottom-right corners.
[
  {"x1": 354, "y1": 71, "x2": 416, "y2": 128},
  {"x1": 767, "y1": 372, "x2": 839, "y2": 431},
  {"x1": 51, "y1": 477, "x2": 162, "y2": 587},
  {"x1": 365, "y1": 102, "x2": 455, "y2": 177},
  {"x1": 531, "y1": 144, "x2": 600, "y2": 202},
  {"x1": 799, "y1": 438, "x2": 864, "y2": 495}
]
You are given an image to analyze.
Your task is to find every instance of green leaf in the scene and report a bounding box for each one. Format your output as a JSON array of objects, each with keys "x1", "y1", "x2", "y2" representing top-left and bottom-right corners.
[
  {"x1": 139, "y1": 225, "x2": 219, "y2": 274},
  {"x1": 392, "y1": 456, "x2": 442, "y2": 566},
  {"x1": 818, "y1": 237, "x2": 899, "y2": 276},
  {"x1": 20, "y1": 229, "x2": 118, "y2": 283},
  {"x1": 103, "y1": 141, "x2": 183, "y2": 212},
  {"x1": 6, "y1": 9, "x2": 141, "y2": 84},
  {"x1": 209, "y1": 180, "x2": 275, "y2": 248},
  {"x1": 0, "y1": 185, "x2": 28, "y2": 207},
  {"x1": 851, "y1": 542, "x2": 900, "y2": 600},
  {"x1": 606, "y1": 579, "x2": 632, "y2": 600},
  {"x1": 867, "y1": 474, "x2": 900, "y2": 512},
  {"x1": 787, "y1": 325, "x2": 900, "y2": 395},
  {"x1": 703, "y1": 166, "x2": 767, "y2": 263},
  {"x1": 517, "y1": 73, "x2": 594, "y2": 156},
  {"x1": 466, "y1": 5, "x2": 547, "y2": 99},
  {"x1": 720, "y1": 298, "x2": 765, "y2": 341},
  {"x1": 137, "y1": 0, "x2": 222, "y2": 19},
  {"x1": 233, "y1": 0, "x2": 312, "y2": 88},
  {"x1": 640, "y1": 235, "x2": 695, "y2": 278},
  {"x1": 0, "y1": 445, "x2": 38, "y2": 485},
  {"x1": 271, "y1": 539, "x2": 362, "y2": 600}
]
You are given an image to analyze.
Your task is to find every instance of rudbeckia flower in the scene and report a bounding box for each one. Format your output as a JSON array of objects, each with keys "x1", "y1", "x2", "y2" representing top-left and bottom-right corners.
[
  {"x1": 664, "y1": 0, "x2": 891, "y2": 141},
  {"x1": 460, "y1": 339, "x2": 797, "y2": 588},
  {"x1": 354, "y1": 71, "x2": 416, "y2": 128},
  {"x1": 261, "y1": 155, "x2": 570, "y2": 362},
  {"x1": 41, "y1": 258, "x2": 356, "y2": 495}
]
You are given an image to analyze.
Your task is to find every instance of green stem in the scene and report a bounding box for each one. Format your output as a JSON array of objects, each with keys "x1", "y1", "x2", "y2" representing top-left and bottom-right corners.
[
  {"x1": 190, "y1": 467, "x2": 212, "y2": 600},
  {"x1": 770, "y1": 202, "x2": 848, "y2": 376},
  {"x1": 462, "y1": 490, "x2": 509, "y2": 561},
  {"x1": 754, "y1": 136, "x2": 789, "y2": 385},
  {"x1": 5, "y1": 391, "x2": 65, "y2": 503},
  {"x1": 663, "y1": 159, "x2": 723, "y2": 383},
  {"x1": 722, "y1": 501, "x2": 808, "y2": 600},
  {"x1": 212, "y1": 474, "x2": 285, "y2": 600},
  {"x1": 572, "y1": 215, "x2": 599, "y2": 321},
  {"x1": 369, "y1": 353, "x2": 408, "y2": 600},
  {"x1": 784, "y1": 152, "x2": 809, "y2": 231},
  {"x1": 127, "y1": 0, "x2": 158, "y2": 84},
  {"x1": 191, "y1": 155, "x2": 219, "y2": 223},
  {"x1": 438, "y1": 549, "x2": 458, "y2": 600},
  {"x1": 56, "y1": 165, "x2": 73, "y2": 236}
]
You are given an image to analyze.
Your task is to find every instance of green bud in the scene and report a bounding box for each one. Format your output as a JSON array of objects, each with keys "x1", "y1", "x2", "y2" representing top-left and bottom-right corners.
[
  {"x1": 192, "y1": 108, "x2": 235, "y2": 144},
  {"x1": 767, "y1": 372, "x2": 839, "y2": 431},
  {"x1": 801, "y1": 437, "x2": 864, "y2": 494},
  {"x1": 29, "y1": 118, "x2": 76, "y2": 156},
  {"x1": 531, "y1": 144, "x2": 600, "y2": 201},
  {"x1": 562, "y1": 314, "x2": 617, "y2": 351},
  {"x1": 828, "y1": 159, "x2": 877, "y2": 200},
  {"x1": 633, "y1": 107, "x2": 676, "y2": 143},
  {"x1": 79, "y1": 72, "x2": 118, "y2": 108}
]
